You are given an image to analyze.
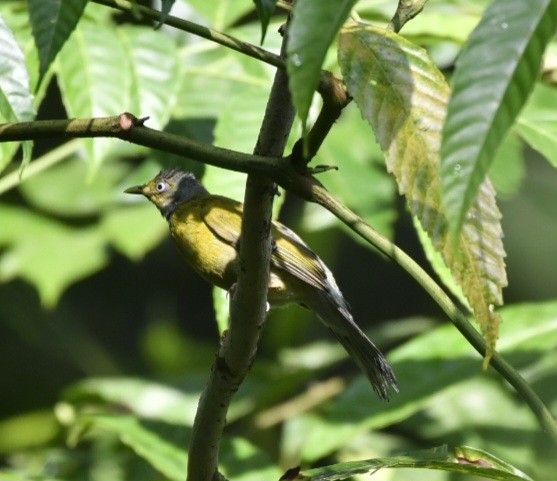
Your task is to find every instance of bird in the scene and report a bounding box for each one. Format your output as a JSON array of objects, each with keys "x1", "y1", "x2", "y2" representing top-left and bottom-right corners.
[{"x1": 125, "y1": 168, "x2": 398, "y2": 400}]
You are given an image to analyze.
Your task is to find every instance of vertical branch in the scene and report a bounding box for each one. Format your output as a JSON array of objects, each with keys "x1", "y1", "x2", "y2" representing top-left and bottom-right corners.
[{"x1": 186, "y1": 22, "x2": 296, "y2": 481}]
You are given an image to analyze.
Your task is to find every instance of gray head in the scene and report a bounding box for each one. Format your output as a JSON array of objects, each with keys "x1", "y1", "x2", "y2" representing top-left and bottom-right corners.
[{"x1": 124, "y1": 169, "x2": 209, "y2": 219}]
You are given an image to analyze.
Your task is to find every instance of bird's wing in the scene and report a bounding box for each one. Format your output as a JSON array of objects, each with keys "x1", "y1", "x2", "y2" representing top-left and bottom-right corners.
[
  {"x1": 201, "y1": 196, "x2": 330, "y2": 292},
  {"x1": 200, "y1": 196, "x2": 243, "y2": 249},
  {"x1": 271, "y1": 222, "x2": 331, "y2": 292}
]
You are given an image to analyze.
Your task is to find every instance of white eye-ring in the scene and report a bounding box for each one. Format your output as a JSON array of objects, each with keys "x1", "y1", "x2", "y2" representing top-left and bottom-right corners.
[{"x1": 156, "y1": 182, "x2": 167, "y2": 192}]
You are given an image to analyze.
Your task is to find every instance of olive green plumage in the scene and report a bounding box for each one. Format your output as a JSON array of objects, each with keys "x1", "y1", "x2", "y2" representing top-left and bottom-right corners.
[{"x1": 125, "y1": 169, "x2": 398, "y2": 400}]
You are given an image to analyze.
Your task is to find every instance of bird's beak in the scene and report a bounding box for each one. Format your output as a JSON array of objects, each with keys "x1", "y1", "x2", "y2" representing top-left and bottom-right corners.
[{"x1": 124, "y1": 184, "x2": 145, "y2": 195}]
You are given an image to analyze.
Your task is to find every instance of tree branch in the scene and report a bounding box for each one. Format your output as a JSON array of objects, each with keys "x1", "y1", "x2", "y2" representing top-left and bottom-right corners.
[
  {"x1": 91, "y1": 0, "x2": 285, "y2": 70},
  {"x1": 185, "y1": 24, "x2": 296, "y2": 481},
  {"x1": 0, "y1": 114, "x2": 286, "y2": 177}
]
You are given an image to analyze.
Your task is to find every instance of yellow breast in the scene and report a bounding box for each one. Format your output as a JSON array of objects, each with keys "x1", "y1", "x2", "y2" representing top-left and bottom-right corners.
[{"x1": 169, "y1": 196, "x2": 240, "y2": 291}]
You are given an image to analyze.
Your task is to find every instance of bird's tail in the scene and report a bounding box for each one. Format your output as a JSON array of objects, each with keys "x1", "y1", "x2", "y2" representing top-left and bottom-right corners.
[{"x1": 306, "y1": 291, "x2": 398, "y2": 401}]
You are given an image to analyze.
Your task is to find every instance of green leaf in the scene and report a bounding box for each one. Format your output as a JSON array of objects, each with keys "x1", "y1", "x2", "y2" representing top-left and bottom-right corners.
[
  {"x1": 514, "y1": 83, "x2": 557, "y2": 167},
  {"x1": 76, "y1": 415, "x2": 188, "y2": 481},
  {"x1": 440, "y1": 0, "x2": 557, "y2": 236},
  {"x1": 297, "y1": 445, "x2": 533, "y2": 481},
  {"x1": 0, "y1": 410, "x2": 59, "y2": 454},
  {"x1": 393, "y1": 9, "x2": 480, "y2": 43},
  {"x1": 117, "y1": 25, "x2": 181, "y2": 130},
  {"x1": 488, "y1": 132, "x2": 525, "y2": 197},
  {"x1": 287, "y1": 0, "x2": 357, "y2": 130},
  {"x1": 213, "y1": 84, "x2": 270, "y2": 155},
  {"x1": 184, "y1": 0, "x2": 254, "y2": 30},
  {"x1": 28, "y1": 0, "x2": 88, "y2": 85},
  {"x1": 0, "y1": 205, "x2": 108, "y2": 307},
  {"x1": 18, "y1": 158, "x2": 126, "y2": 217},
  {"x1": 57, "y1": 21, "x2": 131, "y2": 178},
  {"x1": 220, "y1": 437, "x2": 281, "y2": 481},
  {"x1": 103, "y1": 203, "x2": 168, "y2": 261},
  {"x1": 2, "y1": 1, "x2": 53, "y2": 114},
  {"x1": 412, "y1": 216, "x2": 469, "y2": 309},
  {"x1": 213, "y1": 286, "x2": 230, "y2": 335},
  {"x1": 306, "y1": 103, "x2": 396, "y2": 240},
  {"x1": 65, "y1": 378, "x2": 201, "y2": 426},
  {"x1": 338, "y1": 24, "x2": 507, "y2": 364},
  {"x1": 254, "y1": 0, "x2": 278, "y2": 44},
  {"x1": 0, "y1": 12, "x2": 35, "y2": 172},
  {"x1": 292, "y1": 300, "x2": 557, "y2": 461},
  {"x1": 175, "y1": 28, "x2": 273, "y2": 119}
]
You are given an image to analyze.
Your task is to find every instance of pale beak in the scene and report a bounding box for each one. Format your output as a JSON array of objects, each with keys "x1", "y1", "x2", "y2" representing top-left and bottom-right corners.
[{"x1": 124, "y1": 185, "x2": 145, "y2": 195}]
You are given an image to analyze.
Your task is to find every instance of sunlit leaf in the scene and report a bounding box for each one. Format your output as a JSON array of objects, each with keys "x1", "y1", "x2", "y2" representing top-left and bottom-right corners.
[
  {"x1": 75, "y1": 415, "x2": 188, "y2": 481},
  {"x1": 57, "y1": 20, "x2": 131, "y2": 178},
  {"x1": 65, "y1": 378, "x2": 200, "y2": 426},
  {"x1": 28, "y1": 0, "x2": 88, "y2": 84},
  {"x1": 297, "y1": 445, "x2": 533, "y2": 481},
  {"x1": 73, "y1": 414, "x2": 280, "y2": 481},
  {"x1": 338, "y1": 24, "x2": 507, "y2": 364},
  {"x1": 117, "y1": 25, "x2": 181, "y2": 130},
  {"x1": 292, "y1": 300, "x2": 557, "y2": 461},
  {"x1": 0, "y1": 205, "x2": 108, "y2": 307},
  {"x1": 0, "y1": 13, "x2": 35, "y2": 172},
  {"x1": 488, "y1": 132, "x2": 525, "y2": 197},
  {"x1": 19, "y1": 158, "x2": 126, "y2": 217},
  {"x1": 175, "y1": 24, "x2": 274, "y2": 119},
  {"x1": 0, "y1": 410, "x2": 59, "y2": 454},
  {"x1": 313, "y1": 103, "x2": 397, "y2": 240},
  {"x1": 2, "y1": 2, "x2": 53, "y2": 114},
  {"x1": 102, "y1": 203, "x2": 168, "y2": 261},
  {"x1": 287, "y1": 0, "x2": 357, "y2": 130},
  {"x1": 440, "y1": 0, "x2": 557, "y2": 236},
  {"x1": 514, "y1": 82, "x2": 557, "y2": 167},
  {"x1": 184, "y1": 0, "x2": 254, "y2": 30}
]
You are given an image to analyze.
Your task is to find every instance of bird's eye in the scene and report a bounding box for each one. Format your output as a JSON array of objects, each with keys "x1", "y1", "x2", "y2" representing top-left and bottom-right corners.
[{"x1": 156, "y1": 182, "x2": 167, "y2": 192}]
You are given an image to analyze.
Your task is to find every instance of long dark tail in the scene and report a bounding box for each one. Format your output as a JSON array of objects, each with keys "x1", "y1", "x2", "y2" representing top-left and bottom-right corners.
[{"x1": 307, "y1": 292, "x2": 398, "y2": 401}]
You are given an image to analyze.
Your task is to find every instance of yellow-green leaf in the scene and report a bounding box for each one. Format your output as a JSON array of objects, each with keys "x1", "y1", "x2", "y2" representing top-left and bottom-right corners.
[{"x1": 338, "y1": 24, "x2": 507, "y2": 364}]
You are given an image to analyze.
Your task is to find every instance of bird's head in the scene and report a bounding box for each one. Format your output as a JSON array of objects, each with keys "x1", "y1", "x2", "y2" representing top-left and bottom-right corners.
[{"x1": 125, "y1": 169, "x2": 208, "y2": 219}]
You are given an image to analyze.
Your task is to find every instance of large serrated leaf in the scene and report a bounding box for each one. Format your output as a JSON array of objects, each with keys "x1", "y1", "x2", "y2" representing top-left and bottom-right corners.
[
  {"x1": 0, "y1": 13, "x2": 35, "y2": 172},
  {"x1": 338, "y1": 25, "x2": 507, "y2": 364},
  {"x1": 57, "y1": 20, "x2": 131, "y2": 178},
  {"x1": 287, "y1": 0, "x2": 357, "y2": 130},
  {"x1": 440, "y1": 0, "x2": 557, "y2": 236},
  {"x1": 28, "y1": 0, "x2": 88, "y2": 84}
]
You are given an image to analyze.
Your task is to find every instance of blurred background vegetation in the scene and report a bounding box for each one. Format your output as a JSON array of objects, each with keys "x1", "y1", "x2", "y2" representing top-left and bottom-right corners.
[{"x1": 1, "y1": 0, "x2": 557, "y2": 480}]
